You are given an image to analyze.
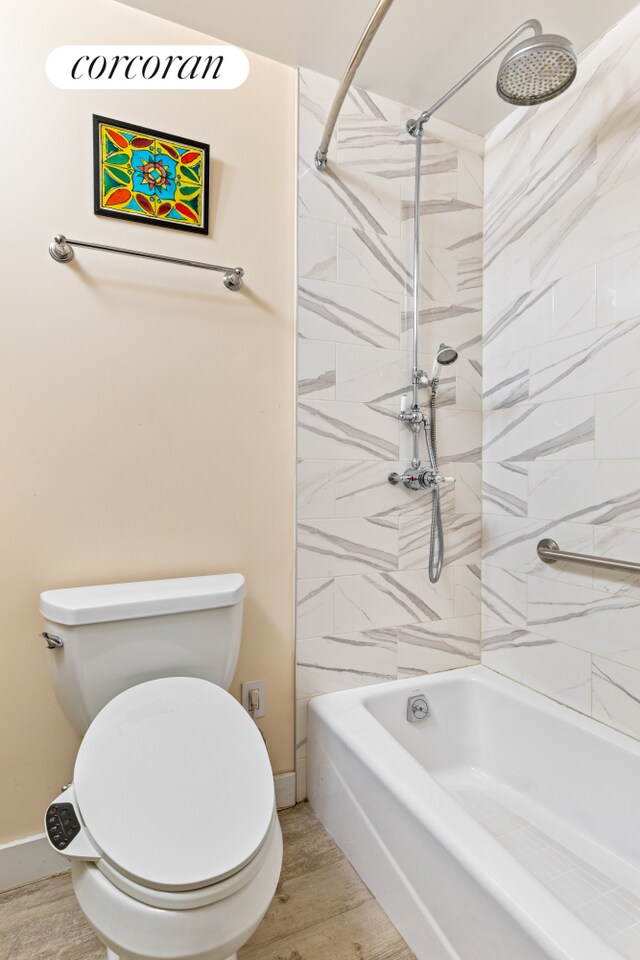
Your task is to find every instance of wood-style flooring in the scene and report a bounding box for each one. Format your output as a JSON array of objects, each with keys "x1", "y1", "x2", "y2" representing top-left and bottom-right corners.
[{"x1": 0, "y1": 803, "x2": 416, "y2": 960}]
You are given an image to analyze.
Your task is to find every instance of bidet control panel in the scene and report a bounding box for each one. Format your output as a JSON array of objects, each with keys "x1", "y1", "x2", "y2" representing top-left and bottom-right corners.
[{"x1": 46, "y1": 802, "x2": 81, "y2": 850}]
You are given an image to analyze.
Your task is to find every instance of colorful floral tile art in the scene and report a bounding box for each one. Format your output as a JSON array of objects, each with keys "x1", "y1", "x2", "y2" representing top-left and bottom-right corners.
[{"x1": 93, "y1": 115, "x2": 209, "y2": 233}]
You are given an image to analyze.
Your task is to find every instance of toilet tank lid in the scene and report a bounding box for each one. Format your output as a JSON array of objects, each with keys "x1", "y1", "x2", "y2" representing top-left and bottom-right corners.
[{"x1": 40, "y1": 574, "x2": 246, "y2": 625}]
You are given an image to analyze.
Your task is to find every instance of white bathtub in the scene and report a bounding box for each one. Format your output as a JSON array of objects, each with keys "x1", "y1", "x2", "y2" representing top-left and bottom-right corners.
[{"x1": 308, "y1": 665, "x2": 640, "y2": 960}]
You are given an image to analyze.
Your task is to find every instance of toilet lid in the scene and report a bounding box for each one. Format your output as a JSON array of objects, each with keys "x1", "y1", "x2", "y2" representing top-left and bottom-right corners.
[{"x1": 73, "y1": 677, "x2": 275, "y2": 892}]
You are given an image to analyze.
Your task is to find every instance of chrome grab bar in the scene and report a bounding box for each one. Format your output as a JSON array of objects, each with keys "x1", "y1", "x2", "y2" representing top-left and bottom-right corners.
[{"x1": 537, "y1": 538, "x2": 640, "y2": 574}]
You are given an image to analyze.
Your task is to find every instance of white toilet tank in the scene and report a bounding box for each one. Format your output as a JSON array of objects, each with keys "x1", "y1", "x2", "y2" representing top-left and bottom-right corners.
[{"x1": 40, "y1": 574, "x2": 246, "y2": 734}]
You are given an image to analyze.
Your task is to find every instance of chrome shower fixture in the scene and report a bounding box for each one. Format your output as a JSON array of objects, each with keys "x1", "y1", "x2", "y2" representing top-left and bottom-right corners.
[
  {"x1": 315, "y1": 11, "x2": 578, "y2": 169},
  {"x1": 385, "y1": 18, "x2": 576, "y2": 585},
  {"x1": 497, "y1": 34, "x2": 577, "y2": 106},
  {"x1": 429, "y1": 344, "x2": 458, "y2": 384},
  {"x1": 434, "y1": 345, "x2": 458, "y2": 366},
  {"x1": 406, "y1": 19, "x2": 577, "y2": 138},
  {"x1": 415, "y1": 344, "x2": 459, "y2": 387}
]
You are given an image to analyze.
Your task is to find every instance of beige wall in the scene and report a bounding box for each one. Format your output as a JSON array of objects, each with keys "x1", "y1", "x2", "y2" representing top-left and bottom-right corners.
[{"x1": 0, "y1": 0, "x2": 296, "y2": 843}]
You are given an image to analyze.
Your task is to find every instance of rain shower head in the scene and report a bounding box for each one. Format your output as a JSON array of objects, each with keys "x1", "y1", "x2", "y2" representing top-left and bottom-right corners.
[{"x1": 497, "y1": 33, "x2": 577, "y2": 106}]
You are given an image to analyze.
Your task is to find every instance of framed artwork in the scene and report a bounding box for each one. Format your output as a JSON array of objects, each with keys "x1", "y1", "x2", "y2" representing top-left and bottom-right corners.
[{"x1": 93, "y1": 115, "x2": 209, "y2": 234}]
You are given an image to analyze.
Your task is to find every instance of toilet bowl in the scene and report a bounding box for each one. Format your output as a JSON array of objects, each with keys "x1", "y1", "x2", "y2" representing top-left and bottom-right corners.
[{"x1": 45, "y1": 675, "x2": 282, "y2": 960}]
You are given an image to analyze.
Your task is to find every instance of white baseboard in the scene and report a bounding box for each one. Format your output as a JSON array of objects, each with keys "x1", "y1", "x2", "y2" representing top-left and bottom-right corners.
[
  {"x1": 0, "y1": 833, "x2": 67, "y2": 892},
  {"x1": 274, "y1": 772, "x2": 296, "y2": 809},
  {"x1": 1, "y1": 773, "x2": 298, "y2": 893}
]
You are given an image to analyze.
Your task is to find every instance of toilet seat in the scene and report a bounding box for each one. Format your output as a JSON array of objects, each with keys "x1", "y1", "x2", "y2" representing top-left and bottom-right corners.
[
  {"x1": 94, "y1": 809, "x2": 280, "y2": 910},
  {"x1": 73, "y1": 676, "x2": 275, "y2": 894}
]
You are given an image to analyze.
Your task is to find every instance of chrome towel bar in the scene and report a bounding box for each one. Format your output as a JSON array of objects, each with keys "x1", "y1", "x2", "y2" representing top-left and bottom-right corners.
[
  {"x1": 537, "y1": 538, "x2": 640, "y2": 574},
  {"x1": 49, "y1": 235, "x2": 244, "y2": 291}
]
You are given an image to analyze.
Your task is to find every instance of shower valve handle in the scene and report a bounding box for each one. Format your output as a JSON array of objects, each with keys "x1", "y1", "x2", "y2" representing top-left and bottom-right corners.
[
  {"x1": 388, "y1": 469, "x2": 455, "y2": 490},
  {"x1": 422, "y1": 471, "x2": 456, "y2": 490}
]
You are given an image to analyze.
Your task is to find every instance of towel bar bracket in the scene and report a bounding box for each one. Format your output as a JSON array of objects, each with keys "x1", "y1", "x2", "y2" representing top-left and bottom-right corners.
[{"x1": 49, "y1": 236, "x2": 75, "y2": 263}]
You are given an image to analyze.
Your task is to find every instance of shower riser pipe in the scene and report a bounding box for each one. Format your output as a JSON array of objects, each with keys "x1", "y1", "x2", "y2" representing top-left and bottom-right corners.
[{"x1": 410, "y1": 125, "x2": 423, "y2": 468}]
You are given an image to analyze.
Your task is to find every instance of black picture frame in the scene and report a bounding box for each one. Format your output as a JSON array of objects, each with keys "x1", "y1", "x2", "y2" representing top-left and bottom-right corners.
[{"x1": 93, "y1": 115, "x2": 210, "y2": 235}]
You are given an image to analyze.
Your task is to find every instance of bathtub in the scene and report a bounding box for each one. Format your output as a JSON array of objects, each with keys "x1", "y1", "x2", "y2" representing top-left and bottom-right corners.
[{"x1": 308, "y1": 665, "x2": 640, "y2": 960}]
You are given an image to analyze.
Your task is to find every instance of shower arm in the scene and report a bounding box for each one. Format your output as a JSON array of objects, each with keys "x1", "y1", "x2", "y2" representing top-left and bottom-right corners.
[
  {"x1": 408, "y1": 18, "x2": 542, "y2": 134},
  {"x1": 315, "y1": 10, "x2": 542, "y2": 169}
]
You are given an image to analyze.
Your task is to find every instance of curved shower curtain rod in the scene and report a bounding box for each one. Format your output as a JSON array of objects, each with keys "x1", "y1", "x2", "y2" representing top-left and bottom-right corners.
[
  {"x1": 314, "y1": 0, "x2": 395, "y2": 169},
  {"x1": 314, "y1": 0, "x2": 543, "y2": 168}
]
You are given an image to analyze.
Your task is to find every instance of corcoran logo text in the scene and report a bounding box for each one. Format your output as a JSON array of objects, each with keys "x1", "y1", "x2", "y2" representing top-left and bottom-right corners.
[{"x1": 46, "y1": 45, "x2": 250, "y2": 90}]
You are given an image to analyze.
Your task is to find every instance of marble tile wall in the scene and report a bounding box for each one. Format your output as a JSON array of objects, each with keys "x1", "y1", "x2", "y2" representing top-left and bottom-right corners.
[
  {"x1": 296, "y1": 68, "x2": 484, "y2": 798},
  {"x1": 482, "y1": 6, "x2": 640, "y2": 742}
]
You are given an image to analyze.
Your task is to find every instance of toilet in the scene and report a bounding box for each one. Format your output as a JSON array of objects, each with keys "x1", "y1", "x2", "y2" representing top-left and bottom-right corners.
[{"x1": 40, "y1": 574, "x2": 282, "y2": 960}]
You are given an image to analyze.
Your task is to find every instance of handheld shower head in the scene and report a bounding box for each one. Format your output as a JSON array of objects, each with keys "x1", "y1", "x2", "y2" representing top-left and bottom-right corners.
[
  {"x1": 430, "y1": 344, "x2": 458, "y2": 384},
  {"x1": 497, "y1": 33, "x2": 577, "y2": 106},
  {"x1": 435, "y1": 345, "x2": 458, "y2": 366}
]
